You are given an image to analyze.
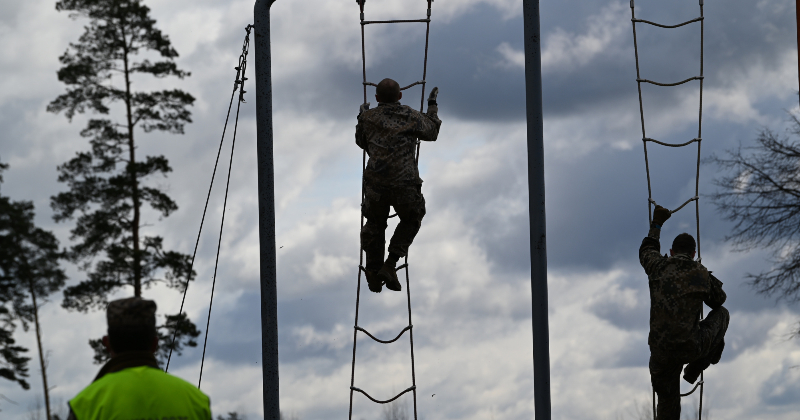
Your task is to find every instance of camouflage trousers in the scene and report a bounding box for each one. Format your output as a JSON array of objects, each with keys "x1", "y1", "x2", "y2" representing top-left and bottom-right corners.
[
  {"x1": 360, "y1": 182, "x2": 426, "y2": 272},
  {"x1": 650, "y1": 306, "x2": 729, "y2": 420}
]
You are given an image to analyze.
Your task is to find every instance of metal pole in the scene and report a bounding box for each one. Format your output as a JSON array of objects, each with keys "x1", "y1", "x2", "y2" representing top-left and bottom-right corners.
[
  {"x1": 254, "y1": 1, "x2": 279, "y2": 419},
  {"x1": 796, "y1": 0, "x2": 800, "y2": 106},
  {"x1": 523, "y1": 1, "x2": 551, "y2": 419}
]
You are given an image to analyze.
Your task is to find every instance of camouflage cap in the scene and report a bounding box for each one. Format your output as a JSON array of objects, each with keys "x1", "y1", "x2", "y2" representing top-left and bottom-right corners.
[{"x1": 106, "y1": 297, "x2": 157, "y2": 329}]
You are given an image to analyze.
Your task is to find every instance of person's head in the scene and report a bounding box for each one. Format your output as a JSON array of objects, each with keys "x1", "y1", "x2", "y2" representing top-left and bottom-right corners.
[
  {"x1": 375, "y1": 78, "x2": 402, "y2": 103},
  {"x1": 101, "y1": 297, "x2": 158, "y2": 357},
  {"x1": 670, "y1": 233, "x2": 696, "y2": 259}
]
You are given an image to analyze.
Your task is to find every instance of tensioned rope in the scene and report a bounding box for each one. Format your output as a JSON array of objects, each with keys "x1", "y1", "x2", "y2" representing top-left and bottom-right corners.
[
  {"x1": 629, "y1": 1, "x2": 706, "y2": 418},
  {"x1": 165, "y1": 25, "x2": 253, "y2": 389},
  {"x1": 349, "y1": 2, "x2": 433, "y2": 420}
]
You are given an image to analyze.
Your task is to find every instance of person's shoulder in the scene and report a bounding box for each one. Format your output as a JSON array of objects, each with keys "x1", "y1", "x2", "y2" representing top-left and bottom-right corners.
[
  {"x1": 359, "y1": 107, "x2": 377, "y2": 118},
  {"x1": 399, "y1": 104, "x2": 423, "y2": 114},
  {"x1": 152, "y1": 368, "x2": 205, "y2": 390}
]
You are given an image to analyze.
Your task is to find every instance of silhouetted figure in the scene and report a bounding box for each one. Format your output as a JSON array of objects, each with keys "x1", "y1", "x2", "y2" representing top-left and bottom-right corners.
[
  {"x1": 356, "y1": 78, "x2": 442, "y2": 293},
  {"x1": 639, "y1": 206, "x2": 730, "y2": 420},
  {"x1": 67, "y1": 298, "x2": 211, "y2": 419}
]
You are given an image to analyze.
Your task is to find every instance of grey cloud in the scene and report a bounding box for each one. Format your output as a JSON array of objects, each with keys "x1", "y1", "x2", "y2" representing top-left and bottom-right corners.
[
  {"x1": 759, "y1": 360, "x2": 800, "y2": 407},
  {"x1": 588, "y1": 286, "x2": 650, "y2": 333},
  {"x1": 599, "y1": 333, "x2": 650, "y2": 368}
]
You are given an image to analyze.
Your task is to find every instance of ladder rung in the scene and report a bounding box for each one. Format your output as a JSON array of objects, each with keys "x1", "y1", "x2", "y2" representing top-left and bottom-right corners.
[
  {"x1": 351, "y1": 386, "x2": 416, "y2": 404},
  {"x1": 643, "y1": 137, "x2": 701, "y2": 147},
  {"x1": 680, "y1": 380, "x2": 704, "y2": 397},
  {"x1": 638, "y1": 76, "x2": 703, "y2": 87},
  {"x1": 647, "y1": 196, "x2": 698, "y2": 214},
  {"x1": 363, "y1": 80, "x2": 425, "y2": 91},
  {"x1": 632, "y1": 17, "x2": 702, "y2": 29},
  {"x1": 362, "y1": 19, "x2": 430, "y2": 25},
  {"x1": 355, "y1": 325, "x2": 412, "y2": 344},
  {"x1": 358, "y1": 264, "x2": 408, "y2": 273}
]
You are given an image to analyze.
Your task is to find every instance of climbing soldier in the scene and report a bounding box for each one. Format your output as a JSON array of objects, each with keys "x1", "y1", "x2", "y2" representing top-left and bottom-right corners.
[
  {"x1": 356, "y1": 78, "x2": 442, "y2": 293},
  {"x1": 640, "y1": 205, "x2": 730, "y2": 420},
  {"x1": 67, "y1": 297, "x2": 211, "y2": 419}
]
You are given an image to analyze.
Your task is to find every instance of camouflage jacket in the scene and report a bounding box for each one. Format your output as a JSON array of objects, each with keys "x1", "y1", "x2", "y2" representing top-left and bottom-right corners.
[
  {"x1": 639, "y1": 224, "x2": 726, "y2": 352},
  {"x1": 355, "y1": 102, "x2": 441, "y2": 186}
]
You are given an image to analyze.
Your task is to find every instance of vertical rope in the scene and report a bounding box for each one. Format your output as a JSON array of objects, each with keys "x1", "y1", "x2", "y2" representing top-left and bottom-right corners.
[
  {"x1": 350, "y1": 3, "x2": 367, "y2": 417},
  {"x1": 416, "y1": 0, "x2": 433, "y2": 166},
  {"x1": 630, "y1": 1, "x2": 653, "y2": 225},
  {"x1": 696, "y1": 2, "x2": 705, "y2": 419},
  {"x1": 405, "y1": 260, "x2": 419, "y2": 420}
]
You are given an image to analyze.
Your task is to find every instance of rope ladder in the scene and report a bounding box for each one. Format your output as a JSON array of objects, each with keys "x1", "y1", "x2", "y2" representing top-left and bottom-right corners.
[
  {"x1": 630, "y1": 0, "x2": 707, "y2": 418},
  {"x1": 349, "y1": 1, "x2": 434, "y2": 419}
]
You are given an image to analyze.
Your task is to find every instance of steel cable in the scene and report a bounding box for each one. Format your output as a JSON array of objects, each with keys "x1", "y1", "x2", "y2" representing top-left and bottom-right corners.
[
  {"x1": 197, "y1": 27, "x2": 252, "y2": 389},
  {"x1": 165, "y1": 25, "x2": 253, "y2": 375}
]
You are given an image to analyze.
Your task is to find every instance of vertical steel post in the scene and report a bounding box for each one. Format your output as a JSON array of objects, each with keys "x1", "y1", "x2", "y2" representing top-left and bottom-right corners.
[
  {"x1": 796, "y1": 0, "x2": 800, "y2": 106},
  {"x1": 254, "y1": 1, "x2": 279, "y2": 419},
  {"x1": 523, "y1": 1, "x2": 551, "y2": 419}
]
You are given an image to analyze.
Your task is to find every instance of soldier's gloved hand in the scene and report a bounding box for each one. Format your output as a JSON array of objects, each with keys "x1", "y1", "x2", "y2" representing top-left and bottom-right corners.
[
  {"x1": 427, "y1": 87, "x2": 439, "y2": 105},
  {"x1": 359, "y1": 102, "x2": 370, "y2": 115},
  {"x1": 652, "y1": 205, "x2": 671, "y2": 226}
]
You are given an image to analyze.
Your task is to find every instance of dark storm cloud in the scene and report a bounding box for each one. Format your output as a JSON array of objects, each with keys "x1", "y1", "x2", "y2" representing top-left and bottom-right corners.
[{"x1": 240, "y1": 0, "x2": 796, "y2": 128}]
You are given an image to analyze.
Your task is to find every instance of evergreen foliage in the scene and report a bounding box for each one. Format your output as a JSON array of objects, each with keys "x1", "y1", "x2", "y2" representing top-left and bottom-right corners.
[
  {"x1": 47, "y1": 0, "x2": 199, "y2": 364},
  {"x1": 0, "y1": 162, "x2": 67, "y2": 389}
]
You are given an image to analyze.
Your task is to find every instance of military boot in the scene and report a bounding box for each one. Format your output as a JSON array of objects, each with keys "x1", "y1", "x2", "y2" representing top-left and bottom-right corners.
[
  {"x1": 364, "y1": 269, "x2": 383, "y2": 293},
  {"x1": 377, "y1": 260, "x2": 402, "y2": 291}
]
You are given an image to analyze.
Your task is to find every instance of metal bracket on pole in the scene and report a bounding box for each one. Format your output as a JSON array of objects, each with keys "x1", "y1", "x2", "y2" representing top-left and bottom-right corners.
[
  {"x1": 254, "y1": 1, "x2": 279, "y2": 419},
  {"x1": 523, "y1": 1, "x2": 551, "y2": 419}
]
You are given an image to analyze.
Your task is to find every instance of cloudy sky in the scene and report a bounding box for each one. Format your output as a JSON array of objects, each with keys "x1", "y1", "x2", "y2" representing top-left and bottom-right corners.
[{"x1": 2, "y1": 0, "x2": 800, "y2": 419}]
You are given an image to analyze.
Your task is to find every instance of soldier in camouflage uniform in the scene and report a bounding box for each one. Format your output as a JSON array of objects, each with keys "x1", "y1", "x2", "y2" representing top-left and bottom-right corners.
[
  {"x1": 639, "y1": 206, "x2": 730, "y2": 420},
  {"x1": 356, "y1": 78, "x2": 442, "y2": 293}
]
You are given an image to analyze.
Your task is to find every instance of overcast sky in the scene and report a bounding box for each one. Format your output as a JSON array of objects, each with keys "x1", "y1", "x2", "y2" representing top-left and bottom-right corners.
[{"x1": 2, "y1": 0, "x2": 800, "y2": 419}]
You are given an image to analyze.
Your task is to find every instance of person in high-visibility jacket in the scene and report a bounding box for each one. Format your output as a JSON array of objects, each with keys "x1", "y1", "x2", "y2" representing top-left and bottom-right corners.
[{"x1": 67, "y1": 297, "x2": 211, "y2": 420}]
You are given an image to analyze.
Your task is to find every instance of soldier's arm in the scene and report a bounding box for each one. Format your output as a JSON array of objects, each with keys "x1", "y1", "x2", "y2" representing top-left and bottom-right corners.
[
  {"x1": 704, "y1": 272, "x2": 727, "y2": 309},
  {"x1": 413, "y1": 105, "x2": 441, "y2": 142},
  {"x1": 639, "y1": 223, "x2": 665, "y2": 276},
  {"x1": 355, "y1": 115, "x2": 368, "y2": 150}
]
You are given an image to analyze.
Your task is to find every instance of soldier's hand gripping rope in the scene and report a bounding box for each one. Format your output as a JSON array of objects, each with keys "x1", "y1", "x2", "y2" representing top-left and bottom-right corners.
[
  {"x1": 652, "y1": 205, "x2": 671, "y2": 227},
  {"x1": 427, "y1": 87, "x2": 438, "y2": 106}
]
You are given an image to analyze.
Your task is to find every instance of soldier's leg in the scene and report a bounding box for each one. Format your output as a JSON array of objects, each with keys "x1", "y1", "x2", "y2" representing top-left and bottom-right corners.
[
  {"x1": 375, "y1": 185, "x2": 426, "y2": 291},
  {"x1": 387, "y1": 184, "x2": 426, "y2": 259},
  {"x1": 361, "y1": 184, "x2": 391, "y2": 292},
  {"x1": 650, "y1": 349, "x2": 683, "y2": 420},
  {"x1": 684, "y1": 306, "x2": 730, "y2": 383}
]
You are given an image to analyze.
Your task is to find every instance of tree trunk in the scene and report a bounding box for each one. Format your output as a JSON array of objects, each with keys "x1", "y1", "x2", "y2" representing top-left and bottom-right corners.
[
  {"x1": 122, "y1": 28, "x2": 142, "y2": 297},
  {"x1": 28, "y1": 280, "x2": 51, "y2": 420}
]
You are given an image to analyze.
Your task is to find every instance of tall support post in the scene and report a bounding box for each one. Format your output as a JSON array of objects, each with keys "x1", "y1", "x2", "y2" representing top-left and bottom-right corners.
[
  {"x1": 254, "y1": 1, "x2": 280, "y2": 419},
  {"x1": 523, "y1": 1, "x2": 551, "y2": 419},
  {"x1": 796, "y1": 0, "x2": 800, "y2": 106}
]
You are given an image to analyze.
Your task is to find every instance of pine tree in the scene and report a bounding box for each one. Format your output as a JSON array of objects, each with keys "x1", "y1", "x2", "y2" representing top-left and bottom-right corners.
[
  {"x1": 47, "y1": 0, "x2": 199, "y2": 364},
  {"x1": 0, "y1": 161, "x2": 67, "y2": 404}
]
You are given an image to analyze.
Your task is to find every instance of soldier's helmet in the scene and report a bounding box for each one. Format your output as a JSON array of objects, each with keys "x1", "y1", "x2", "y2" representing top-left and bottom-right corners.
[{"x1": 107, "y1": 297, "x2": 157, "y2": 330}]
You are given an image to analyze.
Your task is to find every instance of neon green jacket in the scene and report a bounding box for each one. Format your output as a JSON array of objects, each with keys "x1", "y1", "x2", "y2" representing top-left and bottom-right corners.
[{"x1": 69, "y1": 363, "x2": 211, "y2": 420}]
